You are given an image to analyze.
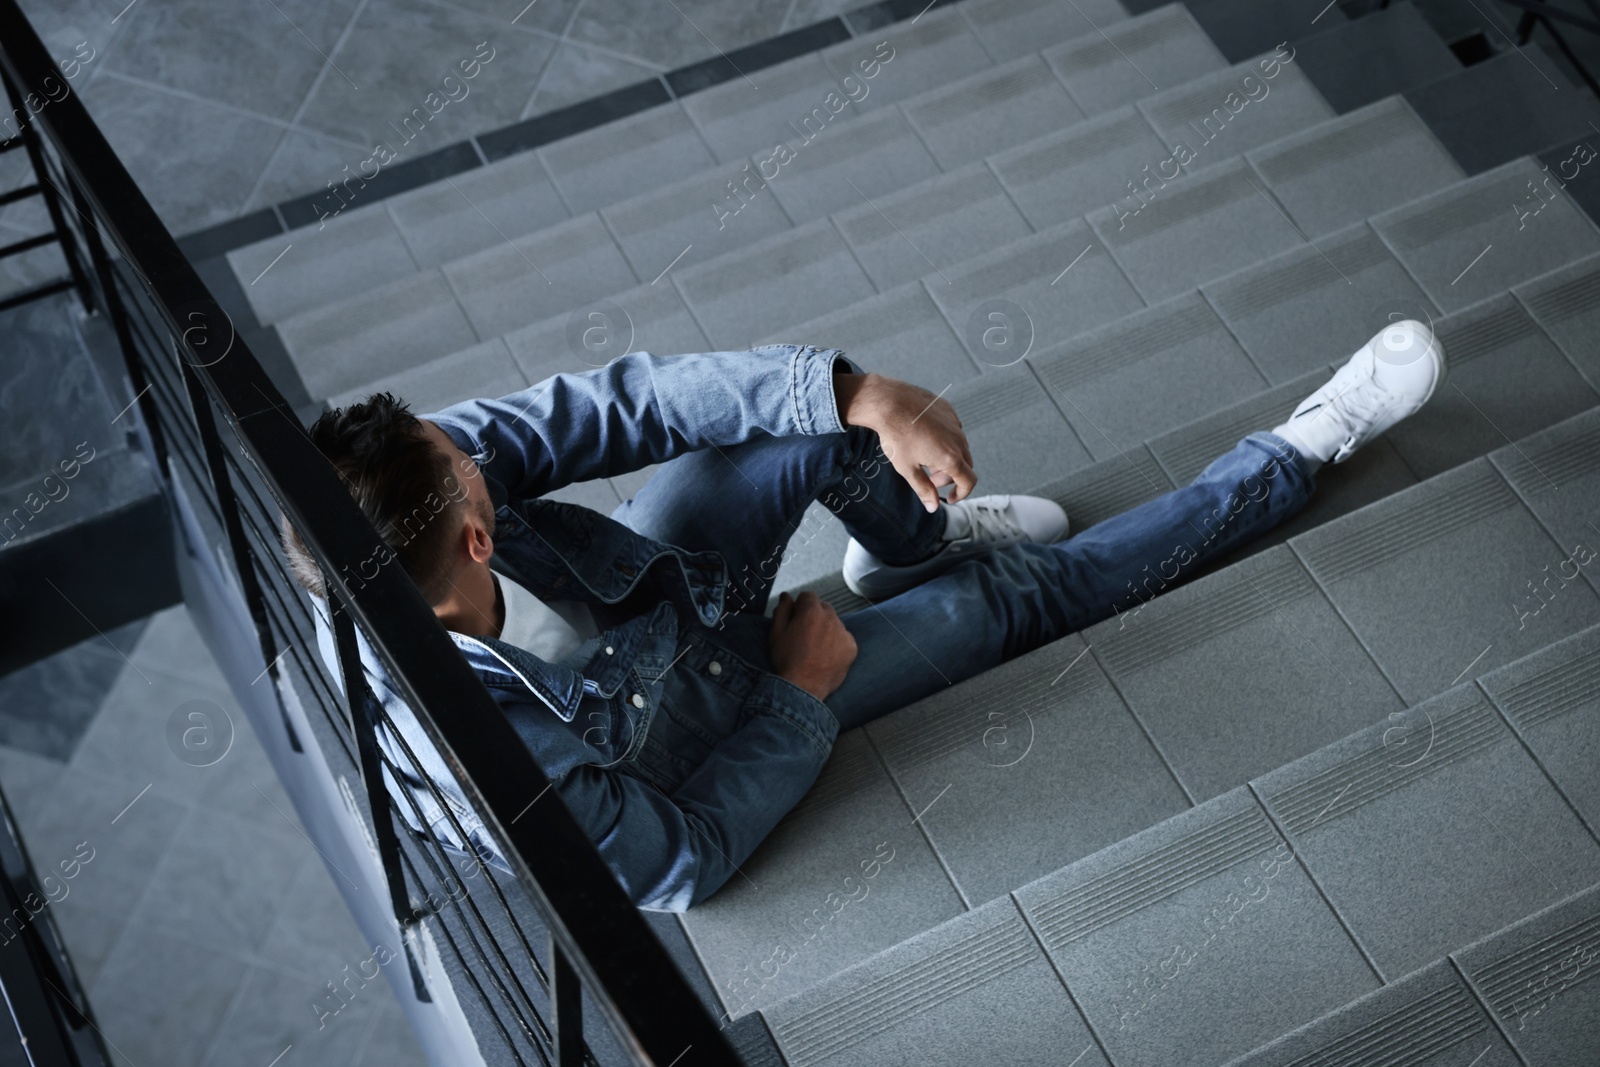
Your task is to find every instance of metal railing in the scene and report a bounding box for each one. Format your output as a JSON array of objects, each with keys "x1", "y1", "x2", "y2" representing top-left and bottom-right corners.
[{"x1": 0, "y1": 5, "x2": 742, "y2": 1065}]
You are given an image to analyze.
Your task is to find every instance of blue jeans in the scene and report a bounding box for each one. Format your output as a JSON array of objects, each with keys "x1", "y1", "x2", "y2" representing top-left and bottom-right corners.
[{"x1": 612, "y1": 425, "x2": 1319, "y2": 735}]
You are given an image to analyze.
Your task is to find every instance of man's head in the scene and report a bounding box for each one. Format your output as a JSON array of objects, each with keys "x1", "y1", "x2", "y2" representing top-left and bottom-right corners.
[{"x1": 279, "y1": 392, "x2": 494, "y2": 608}]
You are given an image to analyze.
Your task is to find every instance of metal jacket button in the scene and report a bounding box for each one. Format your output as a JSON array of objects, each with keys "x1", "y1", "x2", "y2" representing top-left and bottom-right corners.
[
  {"x1": 708, "y1": 661, "x2": 722, "y2": 676},
  {"x1": 604, "y1": 646, "x2": 614, "y2": 655},
  {"x1": 630, "y1": 693, "x2": 646, "y2": 708}
]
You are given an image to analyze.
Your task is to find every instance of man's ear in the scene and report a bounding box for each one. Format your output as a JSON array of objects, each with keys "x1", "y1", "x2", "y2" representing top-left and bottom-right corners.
[{"x1": 464, "y1": 504, "x2": 495, "y2": 564}]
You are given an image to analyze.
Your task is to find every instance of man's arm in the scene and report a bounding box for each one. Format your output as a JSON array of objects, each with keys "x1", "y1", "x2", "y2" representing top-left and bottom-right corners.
[
  {"x1": 547, "y1": 590, "x2": 857, "y2": 911},
  {"x1": 557, "y1": 674, "x2": 838, "y2": 911},
  {"x1": 421, "y1": 345, "x2": 855, "y2": 500}
]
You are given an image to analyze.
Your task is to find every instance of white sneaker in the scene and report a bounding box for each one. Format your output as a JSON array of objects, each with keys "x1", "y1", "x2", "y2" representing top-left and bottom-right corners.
[
  {"x1": 842, "y1": 494, "x2": 1069, "y2": 599},
  {"x1": 1272, "y1": 319, "x2": 1445, "y2": 465}
]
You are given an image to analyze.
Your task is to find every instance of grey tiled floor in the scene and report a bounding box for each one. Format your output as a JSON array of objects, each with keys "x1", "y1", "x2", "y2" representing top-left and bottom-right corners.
[
  {"x1": 0, "y1": 606, "x2": 426, "y2": 1067},
  {"x1": 0, "y1": 0, "x2": 865, "y2": 242}
]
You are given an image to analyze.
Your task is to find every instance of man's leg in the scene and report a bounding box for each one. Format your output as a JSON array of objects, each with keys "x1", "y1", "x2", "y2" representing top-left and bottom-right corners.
[
  {"x1": 609, "y1": 427, "x2": 947, "y2": 616},
  {"x1": 825, "y1": 431, "x2": 1319, "y2": 731},
  {"x1": 825, "y1": 312, "x2": 1449, "y2": 730}
]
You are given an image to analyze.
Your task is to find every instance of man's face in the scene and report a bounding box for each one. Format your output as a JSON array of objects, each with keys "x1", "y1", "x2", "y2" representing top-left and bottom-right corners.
[{"x1": 420, "y1": 419, "x2": 495, "y2": 546}]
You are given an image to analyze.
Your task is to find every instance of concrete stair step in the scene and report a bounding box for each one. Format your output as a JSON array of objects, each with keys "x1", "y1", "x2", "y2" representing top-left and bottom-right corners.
[
  {"x1": 225, "y1": 0, "x2": 1145, "y2": 330},
  {"x1": 1227, "y1": 958, "x2": 1520, "y2": 1067},
  {"x1": 697, "y1": 341, "x2": 1600, "y2": 1014},
  {"x1": 1244, "y1": 94, "x2": 1463, "y2": 240},
  {"x1": 1252, "y1": 680, "x2": 1600, "y2": 977},
  {"x1": 747, "y1": 599, "x2": 1600, "y2": 1065},
  {"x1": 1144, "y1": 0, "x2": 1347, "y2": 63},
  {"x1": 1452, "y1": 861, "x2": 1600, "y2": 1064},
  {"x1": 1514, "y1": 250, "x2": 1600, "y2": 391},
  {"x1": 1293, "y1": 0, "x2": 1461, "y2": 114},
  {"x1": 763, "y1": 893, "x2": 1107, "y2": 1067},
  {"x1": 326, "y1": 133, "x2": 1580, "y2": 594},
  {"x1": 1536, "y1": 136, "x2": 1600, "y2": 240},
  {"x1": 1404, "y1": 42, "x2": 1593, "y2": 176},
  {"x1": 296, "y1": 42, "x2": 1352, "y2": 408},
  {"x1": 1372, "y1": 155, "x2": 1600, "y2": 315}
]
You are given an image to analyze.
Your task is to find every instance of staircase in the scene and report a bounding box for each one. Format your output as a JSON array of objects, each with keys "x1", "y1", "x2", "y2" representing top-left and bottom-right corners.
[{"x1": 210, "y1": 0, "x2": 1600, "y2": 1061}]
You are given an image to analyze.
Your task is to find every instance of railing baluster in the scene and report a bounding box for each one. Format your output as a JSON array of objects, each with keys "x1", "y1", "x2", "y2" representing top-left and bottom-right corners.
[
  {"x1": 0, "y1": 66, "x2": 92, "y2": 313},
  {"x1": 329, "y1": 588, "x2": 433, "y2": 1004},
  {"x1": 177, "y1": 352, "x2": 304, "y2": 753}
]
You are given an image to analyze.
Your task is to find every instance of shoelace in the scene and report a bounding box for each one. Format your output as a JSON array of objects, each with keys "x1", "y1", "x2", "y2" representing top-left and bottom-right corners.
[
  {"x1": 1311, "y1": 373, "x2": 1395, "y2": 446},
  {"x1": 956, "y1": 497, "x2": 1026, "y2": 544}
]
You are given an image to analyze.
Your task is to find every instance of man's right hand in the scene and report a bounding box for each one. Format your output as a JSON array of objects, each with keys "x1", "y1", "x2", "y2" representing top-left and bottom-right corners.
[{"x1": 769, "y1": 591, "x2": 858, "y2": 701}]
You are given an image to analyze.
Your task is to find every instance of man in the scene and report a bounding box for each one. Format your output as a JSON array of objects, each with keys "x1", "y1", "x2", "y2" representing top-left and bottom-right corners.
[{"x1": 283, "y1": 322, "x2": 1442, "y2": 912}]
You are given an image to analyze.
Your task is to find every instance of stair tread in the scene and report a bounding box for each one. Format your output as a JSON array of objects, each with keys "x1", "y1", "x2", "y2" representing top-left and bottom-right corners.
[
  {"x1": 675, "y1": 730, "x2": 966, "y2": 1020},
  {"x1": 1293, "y1": 0, "x2": 1461, "y2": 114},
  {"x1": 1480, "y1": 611, "x2": 1600, "y2": 844},
  {"x1": 762, "y1": 895, "x2": 1104, "y2": 1067},
  {"x1": 1254, "y1": 681, "x2": 1600, "y2": 979},
  {"x1": 1404, "y1": 43, "x2": 1590, "y2": 176},
  {"x1": 1200, "y1": 219, "x2": 1441, "y2": 386},
  {"x1": 1371, "y1": 156, "x2": 1600, "y2": 314},
  {"x1": 213, "y1": 5, "x2": 1600, "y2": 1059},
  {"x1": 1225, "y1": 959, "x2": 1509, "y2": 1067},
  {"x1": 864, "y1": 632, "x2": 1189, "y2": 905},
  {"x1": 1452, "y1": 881, "x2": 1600, "y2": 1064},
  {"x1": 1292, "y1": 455, "x2": 1600, "y2": 702},
  {"x1": 1030, "y1": 289, "x2": 1268, "y2": 459},
  {"x1": 1245, "y1": 95, "x2": 1464, "y2": 240},
  {"x1": 1082, "y1": 542, "x2": 1404, "y2": 803},
  {"x1": 1012, "y1": 785, "x2": 1377, "y2": 1065}
]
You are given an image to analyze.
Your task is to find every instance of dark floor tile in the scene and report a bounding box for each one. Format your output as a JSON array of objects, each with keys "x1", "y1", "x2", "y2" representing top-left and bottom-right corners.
[
  {"x1": 0, "y1": 622, "x2": 137, "y2": 760},
  {"x1": 666, "y1": 18, "x2": 852, "y2": 97},
  {"x1": 480, "y1": 80, "x2": 673, "y2": 161}
]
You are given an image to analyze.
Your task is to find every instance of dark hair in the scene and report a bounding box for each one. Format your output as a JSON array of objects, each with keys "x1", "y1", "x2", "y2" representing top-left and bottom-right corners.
[{"x1": 278, "y1": 392, "x2": 466, "y2": 605}]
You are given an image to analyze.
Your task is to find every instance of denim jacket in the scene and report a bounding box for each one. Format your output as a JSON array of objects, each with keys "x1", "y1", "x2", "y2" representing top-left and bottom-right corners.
[{"x1": 308, "y1": 344, "x2": 858, "y2": 910}]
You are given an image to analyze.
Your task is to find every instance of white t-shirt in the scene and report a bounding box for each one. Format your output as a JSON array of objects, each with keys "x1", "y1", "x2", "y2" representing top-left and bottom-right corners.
[{"x1": 493, "y1": 570, "x2": 598, "y2": 663}]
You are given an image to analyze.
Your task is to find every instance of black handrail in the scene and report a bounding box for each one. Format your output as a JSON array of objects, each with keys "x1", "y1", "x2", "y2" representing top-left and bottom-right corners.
[{"x1": 0, "y1": 6, "x2": 741, "y2": 1065}]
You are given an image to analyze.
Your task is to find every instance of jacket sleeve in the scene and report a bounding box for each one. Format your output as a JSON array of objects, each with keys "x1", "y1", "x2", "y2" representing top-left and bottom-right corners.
[
  {"x1": 420, "y1": 345, "x2": 860, "y2": 500},
  {"x1": 551, "y1": 674, "x2": 839, "y2": 911}
]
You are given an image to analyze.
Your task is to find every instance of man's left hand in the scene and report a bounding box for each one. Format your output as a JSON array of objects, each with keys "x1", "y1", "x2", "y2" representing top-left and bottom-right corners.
[{"x1": 834, "y1": 372, "x2": 976, "y2": 513}]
